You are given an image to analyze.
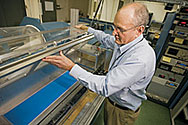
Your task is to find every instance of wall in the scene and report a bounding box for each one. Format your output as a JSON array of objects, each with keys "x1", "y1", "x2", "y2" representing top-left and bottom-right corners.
[
  {"x1": 24, "y1": 0, "x2": 42, "y2": 21},
  {"x1": 100, "y1": 0, "x2": 119, "y2": 22},
  {"x1": 94, "y1": 0, "x2": 179, "y2": 23},
  {"x1": 135, "y1": 1, "x2": 178, "y2": 23},
  {"x1": 70, "y1": 0, "x2": 89, "y2": 17},
  {"x1": 88, "y1": 0, "x2": 100, "y2": 19},
  {"x1": 25, "y1": 0, "x2": 89, "y2": 23},
  {"x1": 24, "y1": 0, "x2": 179, "y2": 23},
  {"x1": 0, "y1": 0, "x2": 26, "y2": 27},
  {"x1": 56, "y1": 0, "x2": 89, "y2": 22},
  {"x1": 56, "y1": 0, "x2": 70, "y2": 22}
]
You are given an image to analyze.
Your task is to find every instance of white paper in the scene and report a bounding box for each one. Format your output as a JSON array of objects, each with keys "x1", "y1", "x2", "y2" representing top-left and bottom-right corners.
[{"x1": 45, "y1": 1, "x2": 54, "y2": 11}]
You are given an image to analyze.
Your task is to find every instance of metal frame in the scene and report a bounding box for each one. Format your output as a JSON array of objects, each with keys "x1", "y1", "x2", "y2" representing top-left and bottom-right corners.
[
  {"x1": 154, "y1": 12, "x2": 176, "y2": 64},
  {"x1": 148, "y1": 0, "x2": 188, "y2": 6},
  {"x1": 30, "y1": 82, "x2": 83, "y2": 125},
  {"x1": 170, "y1": 91, "x2": 188, "y2": 125},
  {"x1": 71, "y1": 95, "x2": 105, "y2": 124},
  {"x1": 0, "y1": 33, "x2": 94, "y2": 79}
]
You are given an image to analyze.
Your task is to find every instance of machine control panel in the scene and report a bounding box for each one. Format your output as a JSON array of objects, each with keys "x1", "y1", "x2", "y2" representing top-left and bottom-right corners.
[{"x1": 147, "y1": 7, "x2": 188, "y2": 104}]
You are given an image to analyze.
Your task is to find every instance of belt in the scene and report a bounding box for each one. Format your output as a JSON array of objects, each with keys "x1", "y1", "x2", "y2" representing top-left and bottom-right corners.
[{"x1": 108, "y1": 98, "x2": 140, "y2": 113}]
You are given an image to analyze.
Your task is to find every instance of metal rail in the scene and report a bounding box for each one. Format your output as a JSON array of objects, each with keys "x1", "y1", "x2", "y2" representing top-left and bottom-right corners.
[{"x1": 0, "y1": 34, "x2": 94, "y2": 79}]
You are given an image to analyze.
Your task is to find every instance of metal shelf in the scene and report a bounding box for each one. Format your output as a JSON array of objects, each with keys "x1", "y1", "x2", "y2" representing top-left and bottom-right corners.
[{"x1": 170, "y1": 91, "x2": 188, "y2": 125}]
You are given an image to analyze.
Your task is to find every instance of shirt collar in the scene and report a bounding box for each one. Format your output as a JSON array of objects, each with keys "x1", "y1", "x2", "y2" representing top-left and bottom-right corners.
[{"x1": 118, "y1": 34, "x2": 144, "y2": 54}]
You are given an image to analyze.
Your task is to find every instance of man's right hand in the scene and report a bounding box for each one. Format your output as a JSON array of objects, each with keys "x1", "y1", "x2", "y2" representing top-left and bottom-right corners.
[{"x1": 75, "y1": 24, "x2": 88, "y2": 31}]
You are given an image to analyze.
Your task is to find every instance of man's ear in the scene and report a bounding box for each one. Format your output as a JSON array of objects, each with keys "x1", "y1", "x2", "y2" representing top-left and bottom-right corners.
[
  {"x1": 137, "y1": 26, "x2": 144, "y2": 36},
  {"x1": 140, "y1": 26, "x2": 145, "y2": 33}
]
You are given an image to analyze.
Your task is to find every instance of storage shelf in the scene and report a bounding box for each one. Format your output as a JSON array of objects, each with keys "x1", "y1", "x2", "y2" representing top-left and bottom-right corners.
[{"x1": 168, "y1": 42, "x2": 188, "y2": 50}]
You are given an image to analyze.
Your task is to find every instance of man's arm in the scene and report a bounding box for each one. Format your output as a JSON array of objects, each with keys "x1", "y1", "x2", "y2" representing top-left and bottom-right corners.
[
  {"x1": 70, "y1": 59, "x2": 145, "y2": 97},
  {"x1": 43, "y1": 52, "x2": 146, "y2": 97},
  {"x1": 75, "y1": 24, "x2": 115, "y2": 49}
]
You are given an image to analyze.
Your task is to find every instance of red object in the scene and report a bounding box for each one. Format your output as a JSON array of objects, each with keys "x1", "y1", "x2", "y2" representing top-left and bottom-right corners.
[
  {"x1": 169, "y1": 78, "x2": 176, "y2": 82},
  {"x1": 181, "y1": 21, "x2": 186, "y2": 25},
  {"x1": 185, "y1": 9, "x2": 188, "y2": 12},
  {"x1": 159, "y1": 74, "x2": 165, "y2": 78},
  {"x1": 97, "y1": 47, "x2": 100, "y2": 51}
]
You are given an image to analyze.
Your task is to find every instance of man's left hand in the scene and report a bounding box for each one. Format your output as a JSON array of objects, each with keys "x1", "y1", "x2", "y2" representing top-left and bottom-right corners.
[{"x1": 42, "y1": 51, "x2": 75, "y2": 71}]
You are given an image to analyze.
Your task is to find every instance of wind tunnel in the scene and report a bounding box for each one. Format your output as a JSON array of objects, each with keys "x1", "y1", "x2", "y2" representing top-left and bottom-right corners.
[{"x1": 0, "y1": 25, "x2": 106, "y2": 125}]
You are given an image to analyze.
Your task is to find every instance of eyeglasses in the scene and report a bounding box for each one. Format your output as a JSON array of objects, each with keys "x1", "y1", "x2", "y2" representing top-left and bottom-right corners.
[{"x1": 113, "y1": 24, "x2": 144, "y2": 33}]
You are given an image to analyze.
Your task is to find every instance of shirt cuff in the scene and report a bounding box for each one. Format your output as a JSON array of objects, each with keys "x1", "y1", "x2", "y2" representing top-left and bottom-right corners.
[
  {"x1": 88, "y1": 27, "x2": 96, "y2": 34},
  {"x1": 69, "y1": 64, "x2": 87, "y2": 80}
]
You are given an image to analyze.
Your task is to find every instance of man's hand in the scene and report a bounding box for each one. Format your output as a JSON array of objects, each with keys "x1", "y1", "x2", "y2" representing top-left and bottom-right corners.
[
  {"x1": 42, "y1": 51, "x2": 75, "y2": 71},
  {"x1": 75, "y1": 24, "x2": 88, "y2": 31}
]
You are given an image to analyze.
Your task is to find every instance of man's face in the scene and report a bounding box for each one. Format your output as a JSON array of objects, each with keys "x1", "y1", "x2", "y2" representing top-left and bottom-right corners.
[{"x1": 113, "y1": 12, "x2": 138, "y2": 45}]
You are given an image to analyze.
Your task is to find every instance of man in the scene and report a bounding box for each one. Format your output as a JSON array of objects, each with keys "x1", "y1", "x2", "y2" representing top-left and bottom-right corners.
[{"x1": 43, "y1": 2, "x2": 156, "y2": 125}]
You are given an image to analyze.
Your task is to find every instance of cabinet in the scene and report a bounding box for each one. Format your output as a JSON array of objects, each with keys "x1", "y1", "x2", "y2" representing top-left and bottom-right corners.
[{"x1": 147, "y1": 7, "x2": 188, "y2": 107}]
